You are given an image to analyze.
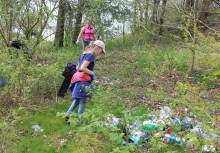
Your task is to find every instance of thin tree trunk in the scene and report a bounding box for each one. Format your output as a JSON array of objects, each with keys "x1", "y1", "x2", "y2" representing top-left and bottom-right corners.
[
  {"x1": 138, "y1": 0, "x2": 143, "y2": 25},
  {"x1": 159, "y1": 0, "x2": 167, "y2": 35},
  {"x1": 188, "y1": 0, "x2": 199, "y2": 74},
  {"x1": 29, "y1": 1, "x2": 58, "y2": 58},
  {"x1": 9, "y1": 7, "x2": 13, "y2": 41},
  {"x1": 186, "y1": 0, "x2": 195, "y2": 8},
  {"x1": 144, "y1": 0, "x2": 149, "y2": 26},
  {"x1": 55, "y1": 0, "x2": 66, "y2": 48},
  {"x1": 72, "y1": 0, "x2": 83, "y2": 45},
  {"x1": 133, "y1": 0, "x2": 138, "y2": 33},
  {"x1": 65, "y1": 2, "x2": 73, "y2": 46},
  {"x1": 151, "y1": 0, "x2": 160, "y2": 24},
  {"x1": 183, "y1": 0, "x2": 195, "y2": 41},
  {"x1": 123, "y1": 12, "x2": 125, "y2": 44}
]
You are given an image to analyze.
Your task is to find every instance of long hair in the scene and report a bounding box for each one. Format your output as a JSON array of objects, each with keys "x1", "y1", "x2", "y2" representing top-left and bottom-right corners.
[{"x1": 84, "y1": 41, "x2": 98, "y2": 52}]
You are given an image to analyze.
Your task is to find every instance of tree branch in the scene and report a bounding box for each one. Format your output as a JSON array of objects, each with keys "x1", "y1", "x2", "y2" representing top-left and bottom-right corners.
[
  {"x1": 140, "y1": 25, "x2": 167, "y2": 39},
  {"x1": 197, "y1": 19, "x2": 220, "y2": 32}
]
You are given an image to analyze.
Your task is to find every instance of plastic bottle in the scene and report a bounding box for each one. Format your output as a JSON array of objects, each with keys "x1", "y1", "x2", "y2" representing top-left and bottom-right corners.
[
  {"x1": 165, "y1": 127, "x2": 172, "y2": 134},
  {"x1": 122, "y1": 140, "x2": 127, "y2": 146},
  {"x1": 203, "y1": 145, "x2": 215, "y2": 152},
  {"x1": 147, "y1": 114, "x2": 155, "y2": 120},
  {"x1": 32, "y1": 125, "x2": 43, "y2": 132},
  {"x1": 143, "y1": 120, "x2": 158, "y2": 132},
  {"x1": 132, "y1": 117, "x2": 141, "y2": 130},
  {"x1": 173, "y1": 116, "x2": 181, "y2": 124},
  {"x1": 163, "y1": 134, "x2": 182, "y2": 145},
  {"x1": 131, "y1": 134, "x2": 141, "y2": 144},
  {"x1": 154, "y1": 132, "x2": 165, "y2": 138},
  {"x1": 159, "y1": 106, "x2": 172, "y2": 119},
  {"x1": 180, "y1": 123, "x2": 193, "y2": 131},
  {"x1": 0, "y1": 76, "x2": 6, "y2": 88},
  {"x1": 111, "y1": 116, "x2": 119, "y2": 127},
  {"x1": 182, "y1": 138, "x2": 193, "y2": 148}
]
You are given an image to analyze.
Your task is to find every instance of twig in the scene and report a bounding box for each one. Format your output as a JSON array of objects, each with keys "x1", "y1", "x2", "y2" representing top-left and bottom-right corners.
[
  {"x1": 140, "y1": 25, "x2": 167, "y2": 39},
  {"x1": 197, "y1": 19, "x2": 220, "y2": 32}
]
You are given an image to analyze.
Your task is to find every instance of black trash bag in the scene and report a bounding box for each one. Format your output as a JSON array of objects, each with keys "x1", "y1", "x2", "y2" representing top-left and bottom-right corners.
[
  {"x1": 62, "y1": 62, "x2": 77, "y2": 78},
  {"x1": 10, "y1": 40, "x2": 28, "y2": 51},
  {"x1": 57, "y1": 62, "x2": 77, "y2": 98}
]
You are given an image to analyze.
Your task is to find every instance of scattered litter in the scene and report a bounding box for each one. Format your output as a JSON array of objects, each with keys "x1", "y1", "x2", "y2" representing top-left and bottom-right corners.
[
  {"x1": 100, "y1": 106, "x2": 219, "y2": 151},
  {"x1": 130, "y1": 131, "x2": 142, "y2": 144},
  {"x1": 58, "y1": 139, "x2": 67, "y2": 146},
  {"x1": 203, "y1": 145, "x2": 216, "y2": 152},
  {"x1": 94, "y1": 76, "x2": 121, "y2": 86},
  {"x1": 37, "y1": 63, "x2": 42, "y2": 67},
  {"x1": 32, "y1": 125, "x2": 44, "y2": 132},
  {"x1": 182, "y1": 138, "x2": 193, "y2": 148},
  {"x1": 143, "y1": 120, "x2": 158, "y2": 132},
  {"x1": 159, "y1": 106, "x2": 172, "y2": 119},
  {"x1": 101, "y1": 106, "x2": 219, "y2": 152},
  {"x1": 99, "y1": 114, "x2": 120, "y2": 127},
  {"x1": 162, "y1": 134, "x2": 182, "y2": 145}
]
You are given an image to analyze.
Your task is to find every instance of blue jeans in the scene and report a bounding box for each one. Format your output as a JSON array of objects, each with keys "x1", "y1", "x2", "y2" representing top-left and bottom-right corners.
[
  {"x1": 66, "y1": 98, "x2": 86, "y2": 115},
  {"x1": 82, "y1": 40, "x2": 92, "y2": 50}
]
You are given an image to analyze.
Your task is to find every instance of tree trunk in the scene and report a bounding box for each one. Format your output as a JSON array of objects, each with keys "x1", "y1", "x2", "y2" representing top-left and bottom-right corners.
[
  {"x1": 123, "y1": 12, "x2": 125, "y2": 44},
  {"x1": 133, "y1": 0, "x2": 138, "y2": 33},
  {"x1": 188, "y1": 0, "x2": 199, "y2": 74},
  {"x1": 138, "y1": 0, "x2": 143, "y2": 25},
  {"x1": 0, "y1": 1, "x2": 14, "y2": 45},
  {"x1": 159, "y1": 0, "x2": 167, "y2": 35},
  {"x1": 151, "y1": 0, "x2": 160, "y2": 24},
  {"x1": 55, "y1": 0, "x2": 66, "y2": 48},
  {"x1": 65, "y1": 2, "x2": 74, "y2": 46},
  {"x1": 186, "y1": 0, "x2": 195, "y2": 8},
  {"x1": 144, "y1": 0, "x2": 149, "y2": 26},
  {"x1": 183, "y1": 0, "x2": 195, "y2": 41},
  {"x1": 72, "y1": 0, "x2": 83, "y2": 45}
]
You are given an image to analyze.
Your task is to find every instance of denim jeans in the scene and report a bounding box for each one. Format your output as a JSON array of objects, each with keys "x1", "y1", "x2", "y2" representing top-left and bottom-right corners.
[
  {"x1": 82, "y1": 40, "x2": 92, "y2": 50},
  {"x1": 66, "y1": 98, "x2": 86, "y2": 115}
]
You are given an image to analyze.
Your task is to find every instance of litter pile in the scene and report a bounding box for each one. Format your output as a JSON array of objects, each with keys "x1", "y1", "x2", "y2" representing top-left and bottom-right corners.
[{"x1": 103, "y1": 106, "x2": 219, "y2": 152}]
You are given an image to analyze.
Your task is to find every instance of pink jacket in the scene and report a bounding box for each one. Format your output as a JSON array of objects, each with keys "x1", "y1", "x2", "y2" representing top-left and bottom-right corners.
[
  {"x1": 82, "y1": 25, "x2": 95, "y2": 41},
  {"x1": 71, "y1": 72, "x2": 91, "y2": 83}
]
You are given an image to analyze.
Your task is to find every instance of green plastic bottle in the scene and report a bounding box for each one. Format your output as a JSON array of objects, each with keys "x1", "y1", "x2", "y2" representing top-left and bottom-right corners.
[{"x1": 144, "y1": 123, "x2": 158, "y2": 132}]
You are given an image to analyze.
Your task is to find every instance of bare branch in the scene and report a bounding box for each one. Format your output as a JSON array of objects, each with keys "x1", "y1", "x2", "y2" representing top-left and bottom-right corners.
[
  {"x1": 147, "y1": 21, "x2": 194, "y2": 42},
  {"x1": 41, "y1": 32, "x2": 56, "y2": 41},
  {"x1": 140, "y1": 25, "x2": 167, "y2": 39},
  {"x1": 168, "y1": 0, "x2": 184, "y2": 14},
  {"x1": 197, "y1": 19, "x2": 220, "y2": 32}
]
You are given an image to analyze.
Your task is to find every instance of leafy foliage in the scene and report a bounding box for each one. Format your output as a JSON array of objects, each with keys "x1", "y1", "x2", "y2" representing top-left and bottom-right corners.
[{"x1": 0, "y1": 32, "x2": 220, "y2": 152}]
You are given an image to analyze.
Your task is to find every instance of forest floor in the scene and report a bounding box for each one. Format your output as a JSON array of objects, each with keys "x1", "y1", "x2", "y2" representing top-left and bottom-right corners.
[{"x1": 1, "y1": 43, "x2": 219, "y2": 153}]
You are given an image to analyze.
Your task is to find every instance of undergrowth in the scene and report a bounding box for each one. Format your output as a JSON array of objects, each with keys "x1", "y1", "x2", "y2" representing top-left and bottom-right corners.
[{"x1": 0, "y1": 33, "x2": 219, "y2": 152}]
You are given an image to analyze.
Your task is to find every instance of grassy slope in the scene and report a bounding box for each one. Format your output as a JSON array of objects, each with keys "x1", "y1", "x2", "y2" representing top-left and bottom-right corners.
[{"x1": 1, "y1": 38, "x2": 219, "y2": 153}]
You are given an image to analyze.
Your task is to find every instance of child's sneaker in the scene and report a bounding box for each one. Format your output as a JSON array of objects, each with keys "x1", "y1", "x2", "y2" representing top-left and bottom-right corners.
[
  {"x1": 65, "y1": 116, "x2": 70, "y2": 126},
  {"x1": 65, "y1": 116, "x2": 69, "y2": 122}
]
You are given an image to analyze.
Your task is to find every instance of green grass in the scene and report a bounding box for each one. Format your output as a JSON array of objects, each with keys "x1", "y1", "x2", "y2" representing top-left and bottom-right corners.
[{"x1": 1, "y1": 35, "x2": 219, "y2": 152}]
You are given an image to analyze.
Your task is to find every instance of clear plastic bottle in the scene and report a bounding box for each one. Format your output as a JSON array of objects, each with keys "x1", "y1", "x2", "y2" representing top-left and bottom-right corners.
[
  {"x1": 132, "y1": 117, "x2": 140, "y2": 130},
  {"x1": 131, "y1": 134, "x2": 141, "y2": 144},
  {"x1": 163, "y1": 134, "x2": 182, "y2": 145},
  {"x1": 173, "y1": 116, "x2": 181, "y2": 124}
]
